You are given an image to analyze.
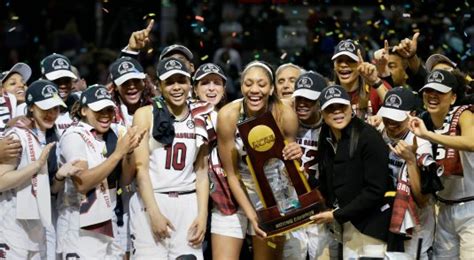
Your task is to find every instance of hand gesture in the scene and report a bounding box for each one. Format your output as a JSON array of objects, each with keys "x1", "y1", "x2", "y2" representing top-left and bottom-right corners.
[
  {"x1": 149, "y1": 210, "x2": 175, "y2": 241},
  {"x1": 116, "y1": 126, "x2": 146, "y2": 157},
  {"x1": 393, "y1": 32, "x2": 420, "y2": 59},
  {"x1": 367, "y1": 115, "x2": 383, "y2": 128},
  {"x1": 373, "y1": 40, "x2": 390, "y2": 78},
  {"x1": 407, "y1": 113, "x2": 429, "y2": 139},
  {"x1": 36, "y1": 142, "x2": 56, "y2": 169},
  {"x1": 282, "y1": 141, "x2": 303, "y2": 161},
  {"x1": 388, "y1": 137, "x2": 417, "y2": 164},
  {"x1": 128, "y1": 20, "x2": 154, "y2": 51},
  {"x1": 187, "y1": 216, "x2": 206, "y2": 247},
  {"x1": 0, "y1": 135, "x2": 22, "y2": 162},
  {"x1": 357, "y1": 49, "x2": 380, "y2": 86},
  {"x1": 56, "y1": 159, "x2": 85, "y2": 179}
]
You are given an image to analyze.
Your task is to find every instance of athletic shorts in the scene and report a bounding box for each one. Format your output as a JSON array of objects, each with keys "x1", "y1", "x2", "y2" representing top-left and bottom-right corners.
[
  {"x1": 210, "y1": 208, "x2": 254, "y2": 239},
  {"x1": 129, "y1": 192, "x2": 203, "y2": 260}
]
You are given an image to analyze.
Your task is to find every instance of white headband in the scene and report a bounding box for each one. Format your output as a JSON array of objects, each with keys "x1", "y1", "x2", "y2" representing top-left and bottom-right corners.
[{"x1": 243, "y1": 61, "x2": 274, "y2": 81}]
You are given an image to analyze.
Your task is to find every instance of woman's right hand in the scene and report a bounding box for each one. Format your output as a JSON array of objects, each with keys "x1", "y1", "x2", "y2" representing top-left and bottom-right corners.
[
  {"x1": 36, "y1": 142, "x2": 56, "y2": 169},
  {"x1": 116, "y1": 126, "x2": 146, "y2": 157},
  {"x1": 250, "y1": 217, "x2": 267, "y2": 239},
  {"x1": 148, "y1": 209, "x2": 175, "y2": 241},
  {"x1": 56, "y1": 160, "x2": 84, "y2": 179}
]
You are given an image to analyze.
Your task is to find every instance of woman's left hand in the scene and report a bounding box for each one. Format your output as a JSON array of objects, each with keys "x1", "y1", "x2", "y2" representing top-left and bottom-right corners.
[
  {"x1": 282, "y1": 142, "x2": 303, "y2": 161},
  {"x1": 310, "y1": 210, "x2": 334, "y2": 224}
]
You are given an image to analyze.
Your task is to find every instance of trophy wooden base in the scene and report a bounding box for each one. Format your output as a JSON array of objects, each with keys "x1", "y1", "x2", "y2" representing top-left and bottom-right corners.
[{"x1": 257, "y1": 189, "x2": 326, "y2": 237}]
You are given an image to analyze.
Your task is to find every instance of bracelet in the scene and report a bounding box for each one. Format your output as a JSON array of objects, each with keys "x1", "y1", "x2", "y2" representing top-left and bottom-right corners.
[
  {"x1": 370, "y1": 79, "x2": 383, "y2": 89},
  {"x1": 54, "y1": 175, "x2": 66, "y2": 182}
]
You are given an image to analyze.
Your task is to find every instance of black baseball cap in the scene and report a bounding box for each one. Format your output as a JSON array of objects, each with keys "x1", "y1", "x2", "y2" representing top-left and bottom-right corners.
[
  {"x1": 41, "y1": 53, "x2": 77, "y2": 81},
  {"x1": 1, "y1": 62, "x2": 32, "y2": 84},
  {"x1": 331, "y1": 39, "x2": 362, "y2": 62},
  {"x1": 109, "y1": 57, "x2": 146, "y2": 86},
  {"x1": 156, "y1": 57, "x2": 191, "y2": 81},
  {"x1": 292, "y1": 71, "x2": 327, "y2": 101},
  {"x1": 80, "y1": 84, "x2": 116, "y2": 112},
  {"x1": 420, "y1": 69, "x2": 458, "y2": 94},
  {"x1": 377, "y1": 87, "x2": 416, "y2": 122},
  {"x1": 319, "y1": 85, "x2": 351, "y2": 110},
  {"x1": 25, "y1": 80, "x2": 66, "y2": 110},
  {"x1": 193, "y1": 63, "x2": 227, "y2": 82},
  {"x1": 159, "y1": 44, "x2": 193, "y2": 61},
  {"x1": 425, "y1": 54, "x2": 456, "y2": 72}
]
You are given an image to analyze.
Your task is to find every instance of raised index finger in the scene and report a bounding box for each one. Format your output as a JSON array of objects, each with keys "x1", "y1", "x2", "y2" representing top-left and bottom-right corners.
[
  {"x1": 384, "y1": 40, "x2": 389, "y2": 53},
  {"x1": 145, "y1": 19, "x2": 154, "y2": 34},
  {"x1": 357, "y1": 49, "x2": 364, "y2": 64}
]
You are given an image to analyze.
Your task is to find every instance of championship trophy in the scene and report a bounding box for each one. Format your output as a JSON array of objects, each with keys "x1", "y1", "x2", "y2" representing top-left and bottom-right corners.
[{"x1": 237, "y1": 111, "x2": 325, "y2": 236}]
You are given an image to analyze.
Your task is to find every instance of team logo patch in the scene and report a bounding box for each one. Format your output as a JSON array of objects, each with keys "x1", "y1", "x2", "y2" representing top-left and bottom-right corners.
[
  {"x1": 41, "y1": 85, "x2": 58, "y2": 98},
  {"x1": 95, "y1": 88, "x2": 111, "y2": 99},
  {"x1": 187, "y1": 120, "x2": 195, "y2": 129},
  {"x1": 338, "y1": 41, "x2": 356, "y2": 52},
  {"x1": 297, "y1": 76, "x2": 313, "y2": 89},
  {"x1": 118, "y1": 61, "x2": 137, "y2": 75},
  {"x1": 201, "y1": 64, "x2": 220, "y2": 73},
  {"x1": 324, "y1": 87, "x2": 342, "y2": 99},
  {"x1": 385, "y1": 94, "x2": 402, "y2": 108},
  {"x1": 427, "y1": 71, "x2": 444, "y2": 83},
  {"x1": 164, "y1": 60, "x2": 183, "y2": 71},
  {"x1": 52, "y1": 58, "x2": 70, "y2": 70}
]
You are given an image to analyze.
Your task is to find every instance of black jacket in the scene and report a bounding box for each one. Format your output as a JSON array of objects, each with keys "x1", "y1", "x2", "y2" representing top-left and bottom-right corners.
[{"x1": 318, "y1": 117, "x2": 393, "y2": 242}]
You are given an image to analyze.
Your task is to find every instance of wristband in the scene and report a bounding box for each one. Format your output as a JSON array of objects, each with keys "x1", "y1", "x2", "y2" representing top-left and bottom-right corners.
[{"x1": 54, "y1": 175, "x2": 66, "y2": 182}]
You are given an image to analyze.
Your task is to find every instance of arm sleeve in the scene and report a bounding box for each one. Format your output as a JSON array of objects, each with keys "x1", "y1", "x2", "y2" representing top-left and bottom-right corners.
[
  {"x1": 59, "y1": 133, "x2": 88, "y2": 163},
  {"x1": 333, "y1": 127, "x2": 390, "y2": 223},
  {"x1": 407, "y1": 64, "x2": 428, "y2": 92}
]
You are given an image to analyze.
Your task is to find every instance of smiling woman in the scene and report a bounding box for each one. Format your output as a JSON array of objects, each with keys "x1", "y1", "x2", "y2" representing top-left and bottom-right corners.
[
  {"x1": 129, "y1": 57, "x2": 211, "y2": 259},
  {"x1": 314, "y1": 85, "x2": 393, "y2": 258},
  {"x1": 0, "y1": 80, "x2": 84, "y2": 259},
  {"x1": 216, "y1": 60, "x2": 303, "y2": 260}
]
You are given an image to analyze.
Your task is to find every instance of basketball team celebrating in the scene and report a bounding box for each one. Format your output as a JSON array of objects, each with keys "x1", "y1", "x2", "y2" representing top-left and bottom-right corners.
[{"x1": 0, "y1": 20, "x2": 473, "y2": 260}]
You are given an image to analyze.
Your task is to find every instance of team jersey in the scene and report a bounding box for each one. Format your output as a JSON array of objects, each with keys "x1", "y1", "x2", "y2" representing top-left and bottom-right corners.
[
  {"x1": 0, "y1": 93, "x2": 16, "y2": 135},
  {"x1": 148, "y1": 111, "x2": 200, "y2": 192},
  {"x1": 0, "y1": 126, "x2": 51, "y2": 251},
  {"x1": 55, "y1": 111, "x2": 74, "y2": 136},
  {"x1": 434, "y1": 106, "x2": 474, "y2": 201},
  {"x1": 296, "y1": 120, "x2": 322, "y2": 186}
]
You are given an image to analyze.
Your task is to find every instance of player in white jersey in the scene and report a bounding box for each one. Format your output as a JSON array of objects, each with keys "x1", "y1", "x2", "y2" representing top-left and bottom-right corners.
[
  {"x1": 56, "y1": 85, "x2": 143, "y2": 259},
  {"x1": 217, "y1": 61, "x2": 303, "y2": 260},
  {"x1": 109, "y1": 55, "x2": 154, "y2": 258},
  {"x1": 1, "y1": 62, "x2": 32, "y2": 116},
  {"x1": 193, "y1": 63, "x2": 249, "y2": 260},
  {"x1": 282, "y1": 71, "x2": 332, "y2": 260},
  {"x1": 0, "y1": 80, "x2": 82, "y2": 259},
  {"x1": 408, "y1": 70, "x2": 474, "y2": 259},
  {"x1": 376, "y1": 87, "x2": 435, "y2": 259},
  {"x1": 130, "y1": 57, "x2": 210, "y2": 259}
]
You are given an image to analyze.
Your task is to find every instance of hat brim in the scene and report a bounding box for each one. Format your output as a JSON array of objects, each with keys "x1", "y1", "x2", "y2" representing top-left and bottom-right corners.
[
  {"x1": 114, "y1": 72, "x2": 146, "y2": 86},
  {"x1": 45, "y1": 70, "x2": 78, "y2": 81},
  {"x1": 419, "y1": 83, "x2": 452, "y2": 93},
  {"x1": 425, "y1": 54, "x2": 457, "y2": 72},
  {"x1": 321, "y1": 98, "x2": 351, "y2": 110},
  {"x1": 2, "y1": 63, "x2": 32, "y2": 83},
  {"x1": 193, "y1": 71, "x2": 227, "y2": 83},
  {"x1": 292, "y1": 89, "x2": 321, "y2": 101},
  {"x1": 88, "y1": 100, "x2": 117, "y2": 112},
  {"x1": 159, "y1": 70, "x2": 191, "y2": 81},
  {"x1": 35, "y1": 96, "x2": 67, "y2": 110},
  {"x1": 331, "y1": 52, "x2": 359, "y2": 62},
  {"x1": 377, "y1": 106, "x2": 408, "y2": 122}
]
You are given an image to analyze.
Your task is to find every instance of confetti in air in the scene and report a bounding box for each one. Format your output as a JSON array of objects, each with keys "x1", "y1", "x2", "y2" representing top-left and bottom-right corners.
[
  {"x1": 201, "y1": 55, "x2": 209, "y2": 61},
  {"x1": 8, "y1": 27, "x2": 16, "y2": 32},
  {"x1": 195, "y1": 15, "x2": 204, "y2": 22}
]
